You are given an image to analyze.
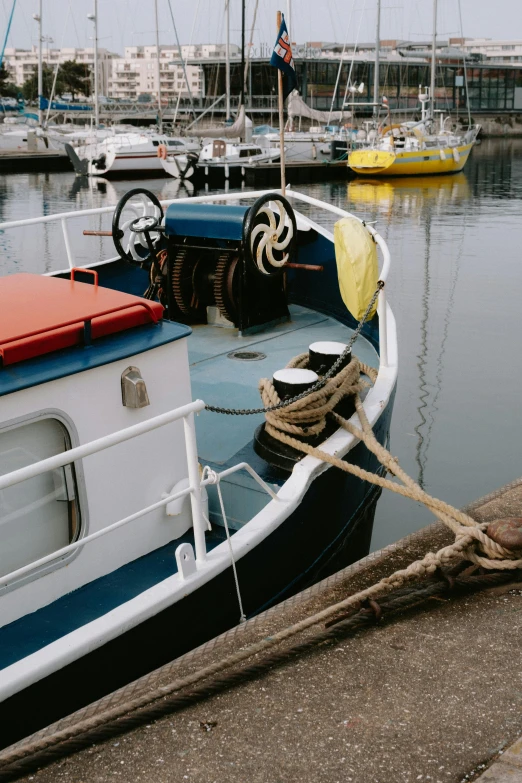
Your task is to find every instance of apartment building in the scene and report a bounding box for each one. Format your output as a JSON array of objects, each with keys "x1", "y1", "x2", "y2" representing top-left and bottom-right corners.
[
  {"x1": 3, "y1": 46, "x2": 116, "y2": 94},
  {"x1": 108, "y1": 46, "x2": 204, "y2": 101}
]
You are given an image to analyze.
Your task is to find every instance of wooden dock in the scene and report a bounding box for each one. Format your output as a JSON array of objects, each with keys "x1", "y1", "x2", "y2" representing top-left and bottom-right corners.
[
  {"x1": 0, "y1": 149, "x2": 72, "y2": 174},
  {"x1": 244, "y1": 159, "x2": 351, "y2": 186}
]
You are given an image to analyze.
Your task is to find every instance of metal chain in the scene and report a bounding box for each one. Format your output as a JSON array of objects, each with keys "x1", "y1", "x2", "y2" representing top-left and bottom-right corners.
[{"x1": 205, "y1": 281, "x2": 384, "y2": 416}]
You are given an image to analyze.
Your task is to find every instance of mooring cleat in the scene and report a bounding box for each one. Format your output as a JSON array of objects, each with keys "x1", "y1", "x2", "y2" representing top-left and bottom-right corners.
[{"x1": 486, "y1": 517, "x2": 522, "y2": 551}]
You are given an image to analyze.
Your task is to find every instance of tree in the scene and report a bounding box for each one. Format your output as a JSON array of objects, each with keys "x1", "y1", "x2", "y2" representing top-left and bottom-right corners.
[
  {"x1": 22, "y1": 63, "x2": 55, "y2": 101},
  {"x1": 0, "y1": 63, "x2": 19, "y2": 98},
  {"x1": 57, "y1": 60, "x2": 91, "y2": 100}
]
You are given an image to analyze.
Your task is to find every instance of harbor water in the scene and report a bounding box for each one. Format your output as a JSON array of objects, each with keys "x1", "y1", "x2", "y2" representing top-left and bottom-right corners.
[{"x1": 1, "y1": 137, "x2": 521, "y2": 552}]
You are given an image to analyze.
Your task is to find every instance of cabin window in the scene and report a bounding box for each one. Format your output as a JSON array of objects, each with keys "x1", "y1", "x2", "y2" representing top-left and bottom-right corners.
[
  {"x1": 168, "y1": 140, "x2": 182, "y2": 146},
  {"x1": 152, "y1": 140, "x2": 159, "y2": 147},
  {"x1": 0, "y1": 418, "x2": 80, "y2": 579}
]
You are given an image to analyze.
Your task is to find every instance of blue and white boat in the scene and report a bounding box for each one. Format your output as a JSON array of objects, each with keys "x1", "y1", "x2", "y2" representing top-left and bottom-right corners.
[{"x1": 0, "y1": 188, "x2": 397, "y2": 746}]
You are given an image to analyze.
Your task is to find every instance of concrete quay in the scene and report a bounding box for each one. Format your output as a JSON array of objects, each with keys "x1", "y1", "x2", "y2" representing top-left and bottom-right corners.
[{"x1": 11, "y1": 478, "x2": 522, "y2": 783}]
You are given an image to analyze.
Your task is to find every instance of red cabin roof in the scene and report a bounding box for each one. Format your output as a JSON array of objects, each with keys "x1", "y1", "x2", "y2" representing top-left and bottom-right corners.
[{"x1": 0, "y1": 273, "x2": 163, "y2": 367}]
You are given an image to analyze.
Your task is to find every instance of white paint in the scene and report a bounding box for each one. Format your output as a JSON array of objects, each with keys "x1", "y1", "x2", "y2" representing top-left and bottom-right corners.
[
  {"x1": 309, "y1": 341, "x2": 347, "y2": 356},
  {"x1": 273, "y1": 368, "x2": 319, "y2": 386},
  {"x1": 175, "y1": 543, "x2": 197, "y2": 579}
]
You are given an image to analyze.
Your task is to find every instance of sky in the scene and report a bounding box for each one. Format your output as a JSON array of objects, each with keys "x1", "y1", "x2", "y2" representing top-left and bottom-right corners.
[{"x1": 1, "y1": 0, "x2": 521, "y2": 56}]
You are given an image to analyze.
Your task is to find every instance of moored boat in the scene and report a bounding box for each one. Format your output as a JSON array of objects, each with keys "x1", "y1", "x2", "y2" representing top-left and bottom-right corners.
[
  {"x1": 65, "y1": 132, "x2": 200, "y2": 177},
  {"x1": 0, "y1": 188, "x2": 397, "y2": 746}
]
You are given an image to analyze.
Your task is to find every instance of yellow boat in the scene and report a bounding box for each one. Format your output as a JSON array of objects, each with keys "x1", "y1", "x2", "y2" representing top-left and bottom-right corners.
[{"x1": 348, "y1": 136, "x2": 476, "y2": 177}]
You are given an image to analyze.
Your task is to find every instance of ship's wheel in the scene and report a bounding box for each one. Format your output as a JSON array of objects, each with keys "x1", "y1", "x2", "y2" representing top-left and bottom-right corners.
[
  {"x1": 243, "y1": 193, "x2": 297, "y2": 277},
  {"x1": 112, "y1": 188, "x2": 164, "y2": 266}
]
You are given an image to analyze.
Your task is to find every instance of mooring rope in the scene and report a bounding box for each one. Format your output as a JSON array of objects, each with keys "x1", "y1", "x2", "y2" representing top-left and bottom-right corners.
[{"x1": 260, "y1": 353, "x2": 522, "y2": 580}]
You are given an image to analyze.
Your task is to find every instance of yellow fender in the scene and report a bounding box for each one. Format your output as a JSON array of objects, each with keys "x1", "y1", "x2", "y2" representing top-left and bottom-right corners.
[{"x1": 333, "y1": 217, "x2": 379, "y2": 321}]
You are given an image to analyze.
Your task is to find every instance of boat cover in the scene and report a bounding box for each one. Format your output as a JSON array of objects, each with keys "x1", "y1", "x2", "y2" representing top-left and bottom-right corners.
[{"x1": 0, "y1": 274, "x2": 163, "y2": 366}]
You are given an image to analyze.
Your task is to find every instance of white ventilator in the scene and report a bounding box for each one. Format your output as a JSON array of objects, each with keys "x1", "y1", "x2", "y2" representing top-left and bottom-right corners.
[{"x1": 250, "y1": 200, "x2": 294, "y2": 273}]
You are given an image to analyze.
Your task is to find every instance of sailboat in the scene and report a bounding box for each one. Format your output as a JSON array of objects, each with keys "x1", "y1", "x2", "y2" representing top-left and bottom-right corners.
[{"x1": 348, "y1": 0, "x2": 480, "y2": 177}]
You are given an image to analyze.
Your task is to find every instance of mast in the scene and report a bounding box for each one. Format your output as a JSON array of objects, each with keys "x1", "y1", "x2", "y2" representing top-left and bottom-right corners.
[
  {"x1": 36, "y1": 0, "x2": 43, "y2": 126},
  {"x1": 225, "y1": 0, "x2": 230, "y2": 120},
  {"x1": 430, "y1": 0, "x2": 437, "y2": 116},
  {"x1": 93, "y1": 0, "x2": 99, "y2": 127},
  {"x1": 87, "y1": 1, "x2": 99, "y2": 127},
  {"x1": 154, "y1": 0, "x2": 163, "y2": 133},
  {"x1": 373, "y1": 0, "x2": 380, "y2": 120},
  {"x1": 240, "y1": 0, "x2": 245, "y2": 108}
]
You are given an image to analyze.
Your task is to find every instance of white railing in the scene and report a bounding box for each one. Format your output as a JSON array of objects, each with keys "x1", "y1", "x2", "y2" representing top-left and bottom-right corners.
[
  {"x1": 0, "y1": 189, "x2": 391, "y2": 368},
  {"x1": 0, "y1": 399, "x2": 281, "y2": 590}
]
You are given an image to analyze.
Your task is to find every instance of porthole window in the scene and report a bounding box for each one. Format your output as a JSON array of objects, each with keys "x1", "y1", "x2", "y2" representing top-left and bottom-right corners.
[{"x1": 0, "y1": 418, "x2": 81, "y2": 578}]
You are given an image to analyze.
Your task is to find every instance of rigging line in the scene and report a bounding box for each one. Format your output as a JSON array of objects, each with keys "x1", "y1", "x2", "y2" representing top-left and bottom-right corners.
[
  {"x1": 0, "y1": 0, "x2": 16, "y2": 70},
  {"x1": 342, "y1": 0, "x2": 368, "y2": 109},
  {"x1": 166, "y1": 0, "x2": 197, "y2": 120},
  {"x1": 328, "y1": 0, "x2": 357, "y2": 124}
]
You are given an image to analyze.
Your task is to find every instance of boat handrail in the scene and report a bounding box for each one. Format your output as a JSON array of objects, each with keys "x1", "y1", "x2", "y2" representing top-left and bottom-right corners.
[
  {"x1": 0, "y1": 188, "x2": 391, "y2": 368},
  {"x1": 0, "y1": 398, "x2": 281, "y2": 590}
]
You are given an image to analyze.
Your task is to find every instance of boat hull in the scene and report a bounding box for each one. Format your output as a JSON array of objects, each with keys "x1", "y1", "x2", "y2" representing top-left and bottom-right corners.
[
  {"x1": 349, "y1": 142, "x2": 474, "y2": 176},
  {"x1": 0, "y1": 392, "x2": 394, "y2": 748}
]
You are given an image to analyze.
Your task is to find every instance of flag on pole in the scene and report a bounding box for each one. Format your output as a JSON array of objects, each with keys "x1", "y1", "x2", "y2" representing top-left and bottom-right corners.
[{"x1": 270, "y1": 14, "x2": 297, "y2": 100}]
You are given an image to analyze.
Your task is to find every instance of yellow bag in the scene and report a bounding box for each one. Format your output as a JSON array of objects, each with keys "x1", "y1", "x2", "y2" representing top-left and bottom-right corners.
[{"x1": 333, "y1": 217, "x2": 379, "y2": 321}]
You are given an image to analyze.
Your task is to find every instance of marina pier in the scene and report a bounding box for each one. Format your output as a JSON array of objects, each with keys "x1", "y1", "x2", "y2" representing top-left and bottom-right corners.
[{"x1": 3, "y1": 476, "x2": 522, "y2": 783}]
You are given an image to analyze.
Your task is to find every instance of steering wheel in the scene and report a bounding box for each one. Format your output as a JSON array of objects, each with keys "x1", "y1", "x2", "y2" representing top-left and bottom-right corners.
[
  {"x1": 243, "y1": 193, "x2": 297, "y2": 277},
  {"x1": 112, "y1": 188, "x2": 164, "y2": 265}
]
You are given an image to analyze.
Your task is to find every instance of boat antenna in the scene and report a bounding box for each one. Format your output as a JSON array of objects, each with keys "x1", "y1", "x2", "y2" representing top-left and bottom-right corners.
[
  {"x1": 373, "y1": 0, "x2": 380, "y2": 121},
  {"x1": 154, "y1": 0, "x2": 163, "y2": 133},
  {"x1": 430, "y1": 0, "x2": 437, "y2": 119}
]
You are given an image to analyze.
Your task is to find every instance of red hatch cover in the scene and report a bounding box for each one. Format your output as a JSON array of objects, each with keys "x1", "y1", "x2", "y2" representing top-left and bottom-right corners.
[{"x1": 0, "y1": 273, "x2": 164, "y2": 367}]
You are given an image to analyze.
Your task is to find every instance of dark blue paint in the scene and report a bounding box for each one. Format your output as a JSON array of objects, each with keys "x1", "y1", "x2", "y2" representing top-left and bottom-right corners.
[
  {"x1": 288, "y1": 232, "x2": 380, "y2": 352},
  {"x1": 0, "y1": 528, "x2": 225, "y2": 671},
  {"x1": 165, "y1": 203, "x2": 248, "y2": 240},
  {"x1": 0, "y1": 320, "x2": 191, "y2": 398}
]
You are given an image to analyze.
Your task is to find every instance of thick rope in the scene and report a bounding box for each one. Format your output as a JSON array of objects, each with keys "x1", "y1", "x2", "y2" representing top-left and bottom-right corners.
[{"x1": 260, "y1": 354, "x2": 522, "y2": 580}]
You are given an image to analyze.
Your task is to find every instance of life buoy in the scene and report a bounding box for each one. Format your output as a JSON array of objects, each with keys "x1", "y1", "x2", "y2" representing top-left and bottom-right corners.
[{"x1": 157, "y1": 144, "x2": 167, "y2": 160}]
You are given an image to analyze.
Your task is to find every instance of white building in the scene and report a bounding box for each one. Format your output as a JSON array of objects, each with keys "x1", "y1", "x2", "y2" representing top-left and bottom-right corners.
[
  {"x1": 3, "y1": 46, "x2": 117, "y2": 95},
  {"x1": 460, "y1": 38, "x2": 522, "y2": 64},
  {"x1": 107, "y1": 44, "x2": 240, "y2": 101},
  {"x1": 108, "y1": 46, "x2": 202, "y2": 101}
]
